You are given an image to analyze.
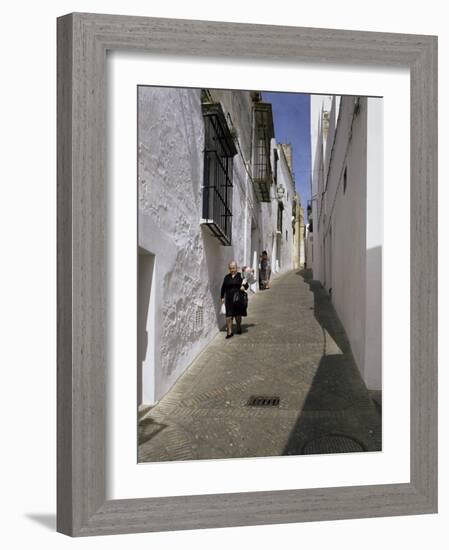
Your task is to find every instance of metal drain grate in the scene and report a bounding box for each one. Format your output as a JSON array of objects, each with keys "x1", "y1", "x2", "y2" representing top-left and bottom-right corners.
[
  {"x1": 302, "y1": 434, "x2": 366, "y2": 455},
  {"x1": 246, "y1": 396, "x2": 280, "y2": 407}
]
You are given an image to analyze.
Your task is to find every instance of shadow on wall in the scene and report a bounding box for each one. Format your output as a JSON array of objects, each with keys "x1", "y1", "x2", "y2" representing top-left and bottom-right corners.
[
  {"x1": 137, "y1": 249, "x2": 155, "y2": 407},
  {"x1": 301, "y1": 268, "x2": 351, "y2": 355},
  {"x1": 365, "y1": 245, "x2": 382, "y2": 392},
  {"x1": 366, "y1": 246, "x2": 382, "y2": 299},
  {"x1": 282, "y1": 269, "x2": 382, "y2": 456},
  {"x1": 201, "y1": 227, "x2": 228, "y2": 331}
]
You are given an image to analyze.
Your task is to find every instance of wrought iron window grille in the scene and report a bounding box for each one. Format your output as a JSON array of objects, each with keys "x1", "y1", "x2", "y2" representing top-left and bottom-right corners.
[{"x1": 200, "y1": 101, "x2": 237, "y2": 246}]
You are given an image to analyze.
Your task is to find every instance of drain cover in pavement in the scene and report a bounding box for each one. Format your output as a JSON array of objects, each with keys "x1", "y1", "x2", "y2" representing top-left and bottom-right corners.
[
  {"x1": 246, "y1": 396, "x2": 280, "y2": 407},
  {"x1": 302, "y1": 434, "x2": 366, "y2": 454}
]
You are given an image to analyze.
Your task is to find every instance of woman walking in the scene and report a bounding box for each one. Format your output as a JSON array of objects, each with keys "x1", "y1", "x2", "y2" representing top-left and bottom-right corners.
[
  {"x1": 259, "y1": 250, "x2": 271, "y2": 290},
  {"x1": 220, "y1": 261, "x2": 249, "y2": 339}
]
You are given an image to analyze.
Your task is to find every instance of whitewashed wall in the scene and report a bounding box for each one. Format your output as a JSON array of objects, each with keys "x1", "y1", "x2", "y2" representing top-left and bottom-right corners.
[
  {"x1": 256, "y1": 140, "x2": 296, "y2": 277},
  {"x1": 327, "y1": 97, "x2": 368, "y2": 376},
  {"x1": 310, "y1": 95, "x2": 382, "y2": 391},
  {"x1": 276, "y1": 143, "x2": 295, "y2": 272},
  {"x1": 310, "y1": 95, "x2": 333, "y2": 281}
]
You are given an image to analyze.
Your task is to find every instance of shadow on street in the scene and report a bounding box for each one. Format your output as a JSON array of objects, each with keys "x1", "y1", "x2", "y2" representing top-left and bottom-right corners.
[{"x1": 283, "y1": 269, "x2": 381, "y2": 455}]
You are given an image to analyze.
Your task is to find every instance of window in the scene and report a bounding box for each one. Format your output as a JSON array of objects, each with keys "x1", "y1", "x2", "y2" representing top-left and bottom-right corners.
[
  {"x1": 252, "y1": 100, "x2": 274, "y2": 202},
  {"x1": 277, "y1": 202, "x2": 284, "y2": 234},
  {"x1": 201, "y1": 101, "x2": 237, "y2": 246}
]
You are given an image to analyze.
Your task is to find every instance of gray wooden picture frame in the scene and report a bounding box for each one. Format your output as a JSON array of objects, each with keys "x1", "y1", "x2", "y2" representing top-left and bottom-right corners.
[{"x1": 57, "y1": 12, "x2": 438, "y2": 537}]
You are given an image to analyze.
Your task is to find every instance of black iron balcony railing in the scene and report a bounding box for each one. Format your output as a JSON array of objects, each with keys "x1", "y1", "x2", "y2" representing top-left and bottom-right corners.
[{"x1": 252, "y1": 101, "x2": 275, "y2": 202}]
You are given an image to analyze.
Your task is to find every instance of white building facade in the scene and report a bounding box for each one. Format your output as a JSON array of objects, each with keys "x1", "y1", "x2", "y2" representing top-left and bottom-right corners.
[
  {"x1": 269, "y1": 143, "x2": 296, "y2": 275},
  {"x1": 309, "y1": 94, "x2": 383, "y2": 392},
  {"x1": 138, "y1": 87, "x2": 298, "y2": 406}
]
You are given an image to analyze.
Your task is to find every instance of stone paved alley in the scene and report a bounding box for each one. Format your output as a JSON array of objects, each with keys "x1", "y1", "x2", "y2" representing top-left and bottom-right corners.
[{"x1": 138, "y1": 269, "x2": 381, "y2": 461}]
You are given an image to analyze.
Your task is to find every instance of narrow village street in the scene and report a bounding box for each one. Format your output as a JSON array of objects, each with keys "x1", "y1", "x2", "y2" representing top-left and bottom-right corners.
[{"x1": 138, "y1": 269, "x2": 381, "y2": 461}]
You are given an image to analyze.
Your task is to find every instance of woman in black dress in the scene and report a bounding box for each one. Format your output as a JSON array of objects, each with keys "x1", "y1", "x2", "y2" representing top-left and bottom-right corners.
[{"x1": 220, "y1": 261, "x2": 249, "y2": 339}]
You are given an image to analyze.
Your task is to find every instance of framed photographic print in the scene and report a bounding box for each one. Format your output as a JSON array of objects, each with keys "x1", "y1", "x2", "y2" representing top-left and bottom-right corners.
[
  {"x1": 135, "y1": 86, "x2": 383, "y2": 464},
  {"x1": 57, "y1": 12, "x2": 437, "y2": 536}
]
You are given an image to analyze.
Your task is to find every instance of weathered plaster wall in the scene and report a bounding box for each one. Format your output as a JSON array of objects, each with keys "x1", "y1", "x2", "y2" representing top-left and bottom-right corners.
[{"x1": 138, "y1": 86, "x2": 216, "y2": 403}]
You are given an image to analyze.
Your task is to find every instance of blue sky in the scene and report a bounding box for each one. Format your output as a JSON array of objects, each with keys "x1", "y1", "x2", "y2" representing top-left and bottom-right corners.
[{"x1": 262, "y1": 92, "x2": 311, "y2": 210}]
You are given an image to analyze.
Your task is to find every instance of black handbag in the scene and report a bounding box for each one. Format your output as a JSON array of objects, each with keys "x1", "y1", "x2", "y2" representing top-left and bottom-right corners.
[{"x1": 232, "y1": 289, "x2": 248, "y2": 309}]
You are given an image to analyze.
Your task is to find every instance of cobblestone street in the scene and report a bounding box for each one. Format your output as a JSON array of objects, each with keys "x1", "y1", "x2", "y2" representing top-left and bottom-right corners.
[{"x1": 138, "y1": 269, "x2": 381, "y2": 462}]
